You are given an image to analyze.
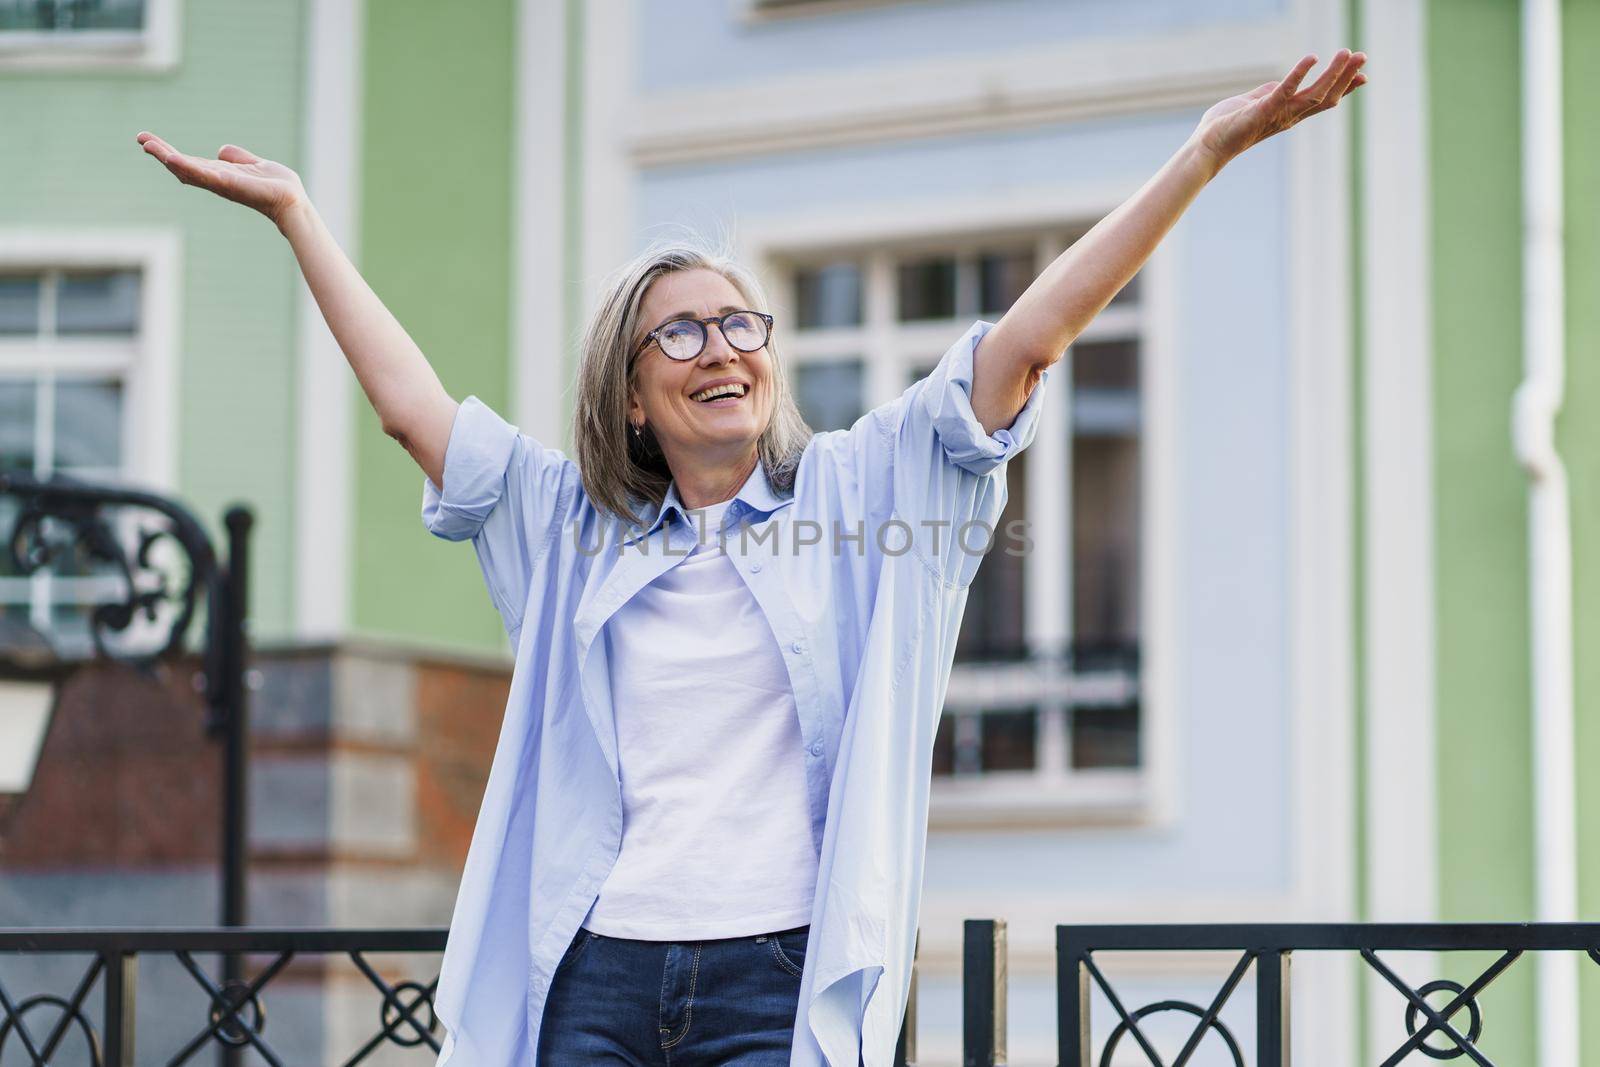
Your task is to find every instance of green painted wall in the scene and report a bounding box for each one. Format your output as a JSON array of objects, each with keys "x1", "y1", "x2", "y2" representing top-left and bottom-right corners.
[
  {"x1": 1562, "y1": 0, "x2": 1600, "y2": 1059},
  {"x1": 351, "y1": 0, "x2": 517, "y2": 653},
  {"x1": 0, "y1": 0, "x2": 307, "y2": 643},
  {"x1": 1429, "y1": 0, "x2": 1535, "y2": 1059}
]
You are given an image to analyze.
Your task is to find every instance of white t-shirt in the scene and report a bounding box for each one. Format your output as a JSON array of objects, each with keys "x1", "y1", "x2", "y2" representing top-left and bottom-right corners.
[{"x1": 582, "y1": 498, "x2": 819, "y2": 940}]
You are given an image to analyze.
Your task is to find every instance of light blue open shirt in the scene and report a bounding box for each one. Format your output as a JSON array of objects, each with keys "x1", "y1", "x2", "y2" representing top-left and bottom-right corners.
[{"x1": 422, "y1": 320, "x2": 1046, "y2": 1066}]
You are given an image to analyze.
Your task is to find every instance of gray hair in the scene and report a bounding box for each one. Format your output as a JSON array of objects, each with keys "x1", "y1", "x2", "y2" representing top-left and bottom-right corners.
[{"x1": 572, "y1": 236, "x2": 813, "y2": 525}]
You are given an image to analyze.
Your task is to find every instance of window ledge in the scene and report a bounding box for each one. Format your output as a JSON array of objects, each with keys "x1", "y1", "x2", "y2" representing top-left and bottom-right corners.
[
  {"x1": 0, "y1": 32, "x2": 175, "y2": 71},
  {"x1": 928, "y1": 770, "x2": 1151, "y2": 830},
  {"x1": 738, "y1": 0, "x2": 922, "y2": 25},
  {"x1": 0, "y1": 0, "x2": 179, "y2": 72}
]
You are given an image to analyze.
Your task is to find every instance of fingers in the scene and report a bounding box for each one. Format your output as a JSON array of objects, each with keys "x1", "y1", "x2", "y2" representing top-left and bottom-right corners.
[
  {"x1": 136, "y1": 131, "x2": 183, "y2": 167},
  {"x1": 136, "y1": 132, "x2": 215, "y2": 188},
  {"x1": 1306, "y1": 52, "x2": 1366, "y2": 114},
  {"x1": 217, "y1": 144, "x2": 260, "y2": 165},
  {"x1": 1298, "y1": 48, "x2": 1352, "y2": 104},
  {"x1": 1275, "y1": 54, "x2": 1319, "y2": 99}
]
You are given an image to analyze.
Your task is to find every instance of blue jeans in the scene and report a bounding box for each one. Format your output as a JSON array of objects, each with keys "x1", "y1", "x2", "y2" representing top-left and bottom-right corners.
[{"x1": 538, "y1": 924, "x2": 824, "y2": 1065}]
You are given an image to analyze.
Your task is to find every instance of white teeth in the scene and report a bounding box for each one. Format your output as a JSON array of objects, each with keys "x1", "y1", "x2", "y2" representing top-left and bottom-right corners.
[{"x1": 692, "y1": 383, "x2": 747, "y2": 402}]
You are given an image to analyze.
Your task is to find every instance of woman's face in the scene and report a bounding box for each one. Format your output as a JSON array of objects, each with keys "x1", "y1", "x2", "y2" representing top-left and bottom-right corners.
[{"x1": 629, "y1": 267, "x2": 774, "y2": 469}]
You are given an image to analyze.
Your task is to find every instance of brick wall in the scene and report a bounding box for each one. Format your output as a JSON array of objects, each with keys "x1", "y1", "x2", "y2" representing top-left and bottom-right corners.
[{"x1": 0, "y1": 640, "x2": 514, "y2": 1063}]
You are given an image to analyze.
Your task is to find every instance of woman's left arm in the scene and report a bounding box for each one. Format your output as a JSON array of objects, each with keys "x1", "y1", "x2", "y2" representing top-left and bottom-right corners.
[{"x1": 971, "y1": 49, "x2": 1368, "y2": 434}]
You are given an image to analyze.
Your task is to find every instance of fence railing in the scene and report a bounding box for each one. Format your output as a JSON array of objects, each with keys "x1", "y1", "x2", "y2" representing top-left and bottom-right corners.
[
  {"x1": 1058, "y1": 922, "x2": 1600, "y2": 1067},
  {"x1": 0, "y1": 928, "x2": 446, "y2": 1067},
  {"x1": 5, "y1": 921, "x2": 1596, "y2": 1065}
]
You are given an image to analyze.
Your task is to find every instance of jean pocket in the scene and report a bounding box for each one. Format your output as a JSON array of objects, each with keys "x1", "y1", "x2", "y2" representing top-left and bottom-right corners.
[
  {"x1": 554, "y1": 929, "x2": 596, "y2": 976},
  {"x1": 762, "y1": 927, "x2": 808, "y2": 978}
]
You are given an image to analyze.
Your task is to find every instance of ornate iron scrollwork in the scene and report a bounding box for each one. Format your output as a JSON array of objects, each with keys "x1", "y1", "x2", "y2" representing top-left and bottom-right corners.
[{"x1": 0, "y1": 472, "x2": 219, "y2": 676}]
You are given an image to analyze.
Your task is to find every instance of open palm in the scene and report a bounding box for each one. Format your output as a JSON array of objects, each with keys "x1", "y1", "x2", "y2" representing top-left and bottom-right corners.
[
  {"x1": 135, "y1": 132, "x2": 306, "y2": 227},
  {"x1": 1196, "y1": 50, "x2": 1367, "y2": 166}
]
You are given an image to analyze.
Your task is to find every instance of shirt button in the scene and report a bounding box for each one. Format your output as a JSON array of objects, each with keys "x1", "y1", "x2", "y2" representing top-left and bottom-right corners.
[
  {"x1": 750, "y1": 560, "x2": 763, "y2": 573},
  {"x1": 809, "y1": 740, "x2": 824, "y2": 757},
  {"x1": 791, "y1": 641, "x2": 804, "y2": 654}
]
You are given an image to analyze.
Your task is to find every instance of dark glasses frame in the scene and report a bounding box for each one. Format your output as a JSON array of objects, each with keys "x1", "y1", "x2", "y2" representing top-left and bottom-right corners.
[{"x1": 634, "y1": 310, "x2": 775, "y2": 362}]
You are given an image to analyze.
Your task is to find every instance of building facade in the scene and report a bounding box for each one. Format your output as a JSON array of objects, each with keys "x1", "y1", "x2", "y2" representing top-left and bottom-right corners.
[{"x1": 2, "y1": 0, "x2": 1598, "y2": 1063}]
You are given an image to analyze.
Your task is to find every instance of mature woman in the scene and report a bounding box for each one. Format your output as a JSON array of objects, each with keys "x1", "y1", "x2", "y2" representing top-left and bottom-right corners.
[{"x1": 137, "y1": 48, "x2": 1364, "y2": 1067}]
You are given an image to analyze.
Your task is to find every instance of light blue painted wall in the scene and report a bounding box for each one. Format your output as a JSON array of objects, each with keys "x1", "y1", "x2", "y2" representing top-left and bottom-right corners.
[
  {"x1": 635, "y1": 116, "x2": 1295, "y2": 896},
  {"x1": 637, "y1": 0, "x2": 1287, "y2": 91}
]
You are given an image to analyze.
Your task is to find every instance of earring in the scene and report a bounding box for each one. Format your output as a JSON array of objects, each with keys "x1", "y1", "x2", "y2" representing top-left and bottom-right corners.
[{"x1": 632, "y1": 423, "x2": 643, "y2": 439}]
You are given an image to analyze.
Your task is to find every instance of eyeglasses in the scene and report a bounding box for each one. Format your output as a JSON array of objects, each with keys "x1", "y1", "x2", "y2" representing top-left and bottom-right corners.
[{"x1": 636, "y1": 310, "x2": 774, "y2": 362}]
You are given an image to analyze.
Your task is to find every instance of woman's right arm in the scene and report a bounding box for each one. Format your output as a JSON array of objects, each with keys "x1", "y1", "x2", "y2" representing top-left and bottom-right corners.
[{"x1": 135, "y1": 133, "x2": 457, "y2": 489}]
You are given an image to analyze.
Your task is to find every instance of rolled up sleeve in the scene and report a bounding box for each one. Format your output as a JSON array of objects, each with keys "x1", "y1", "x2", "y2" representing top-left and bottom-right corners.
[
  {"x1": 423, "y1": 396, "x2": 520, "y2": 541},
  {"x1": 916, "y1": 319, "x2": 1047, "y2": 475},
  {"x1": 421, "y1": 396, "x2": 579, "y2": 637}
]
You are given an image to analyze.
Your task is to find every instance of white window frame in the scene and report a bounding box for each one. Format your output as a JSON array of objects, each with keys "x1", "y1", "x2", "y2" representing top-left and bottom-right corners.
[
  {"x1": 0, "y1": 230, "x2": 181, "y2": 651},
  {"x1": 742, "y1": 186, "x2": 1179, "y2": 829},
  {"x1": 0, "y1": 0, "x2": 179, "y2": 72}
]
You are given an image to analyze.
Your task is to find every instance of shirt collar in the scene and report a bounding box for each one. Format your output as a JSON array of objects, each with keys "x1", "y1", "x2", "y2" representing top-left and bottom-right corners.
[{"x1": 622, "y1": 460, "x2": 793, "y2": 547}]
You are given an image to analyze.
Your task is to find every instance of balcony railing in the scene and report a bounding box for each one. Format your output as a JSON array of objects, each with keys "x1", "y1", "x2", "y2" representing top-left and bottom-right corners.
[
  {"x1": 3, "y1": 921, "x2": 1597, "y2": 1065},
  {"x1": 1058, "y1": 922, "x2": 1600, "y2": 1066},
  {"x1": 0, "y1": 928, "x2": 445, "y2": 1067}
]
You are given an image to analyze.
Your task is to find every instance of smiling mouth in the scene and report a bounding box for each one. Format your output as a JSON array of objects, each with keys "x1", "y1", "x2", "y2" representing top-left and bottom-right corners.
[{"x1": 691, "y1": 383, "x2": 749, "y2": 403}]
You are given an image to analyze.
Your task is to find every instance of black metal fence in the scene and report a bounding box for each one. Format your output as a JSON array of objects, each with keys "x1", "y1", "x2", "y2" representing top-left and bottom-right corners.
[
  {"x1": 1058, "y1": 922, "x2": 1600, "y2": 1067},
  {"x1": 0, "y1": 928, "x2": 445, "y2": 1067},
  {"x1": 3, "y1": 921, "x2": 1597, "y2": 1065}
]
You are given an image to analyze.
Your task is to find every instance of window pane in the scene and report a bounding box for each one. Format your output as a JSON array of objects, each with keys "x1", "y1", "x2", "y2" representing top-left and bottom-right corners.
[
  {"x1": 794, "y1": 359, "x2": 864, "y2": 432},
  {"x1": 0, "y1": 380, "x2": 35, "y2": 471},
  {"x1": 0, "y1": 0, "x2": 145, "y2": 30},
  {"x1": 0, "y1": 601, "x2": 35, "y2": 633},
  {"x1": 47, "y1": 602, "x2": 96, "y2": 658},
  {"x1": 54, "y1": 378, "x2": 123, "y2": 470},
  {"x1": 956, "y1": 450, "x2": 1027, "y2": 661},
  {"x1": 794, "y1": 262, "x2": 862, "y2": 329},
  {"x1": 0, "y1": 496, "x2": 21, "y2": 576},
  {"x1": 1072, "y1": 339, "x2": 1140, "y2": 436},
  {"x1": 980, "y1": 708, "x2": 1037, "y2": 772},
  {"x1": 1072, "y1": 339, "x2": 1138, "y2": 391},
  {"x1": 0, "y1": 275, "x2": 41, "y2": 335},
  {"x1": 896, "y1": 257, "x2": 956, "y2": 321},
  {"x1": 1071, "y1": 703, "x2": 1140, "y2": 769},
  {"x1": 1072, "y1": 435, "x2": 1140, "y2": 645},
  {"x1": 1072, "y1": 342, "x2": 1140, "y2": 648},
  {"x1": 0, "y1": 512, "x2": 114, "y2": 582},
  {"x1": 979, "y1": 250, "x2": 1033, "y2": 316},
  {"x1": 56, "y1": 270, "x2": 141, "y2": 336}
]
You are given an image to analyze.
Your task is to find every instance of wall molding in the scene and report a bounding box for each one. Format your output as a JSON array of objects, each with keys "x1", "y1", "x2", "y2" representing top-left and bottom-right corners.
[
  {"x1": 579, "y1": 0, "x2": 635, "y2": 344},
  {"x1": 1358, "y1": 0, "x2": 1436, "y2": 1057},
  {"x1": 1282, "y1": 0, "x2": 1360, "y2": 1055},
  {"x1": 294, "y1": 0, "x2": 364, "y2": 641},
  {"x1": 733, "y1": 0, "x2": 925, "y2": 25},
  {"x1": 628, "y1": 20, "x2": 1296, "y2": 166},
  {"x1": 511, "y1": 0, "x2": 571, "y2": 448}
]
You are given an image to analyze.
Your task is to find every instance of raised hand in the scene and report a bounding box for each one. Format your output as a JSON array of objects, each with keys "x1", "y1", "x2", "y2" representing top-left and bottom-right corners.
[
  {"x1": 135, "y1": 132, "x2": 307, "y2": 228},
  {"x1": 1194, "y1": 50, "x2": 1367, "y2": 168}
]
